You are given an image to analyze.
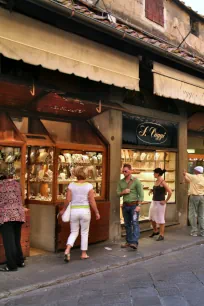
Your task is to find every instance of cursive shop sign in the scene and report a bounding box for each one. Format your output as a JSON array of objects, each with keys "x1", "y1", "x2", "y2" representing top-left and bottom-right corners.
[
  {"x1": 122, "y1": 114, "x2": 178, "y2": 147},
  {"x1": 136, "y1": 122, "x2": 168, "y2": 145}
]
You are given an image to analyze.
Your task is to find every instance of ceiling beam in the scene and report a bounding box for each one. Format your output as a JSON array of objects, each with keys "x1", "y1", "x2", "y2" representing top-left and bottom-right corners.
[{"x1": 25, "y1": 90, "x2": 50, "y2": 110}]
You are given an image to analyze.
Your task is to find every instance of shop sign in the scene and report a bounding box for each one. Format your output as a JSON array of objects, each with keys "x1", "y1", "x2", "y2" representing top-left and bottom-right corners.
[
  {"x1": 122, "y1": 114, "x2": 178, "y2": 148},
  {"x1": 136, "y1": 122, "x2": 168, "y2": 145}
]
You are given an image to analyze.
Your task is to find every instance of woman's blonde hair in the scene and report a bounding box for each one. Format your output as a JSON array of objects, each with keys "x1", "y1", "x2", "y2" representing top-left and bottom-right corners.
[{"x1": 74, "y1": 167, "x2": 87, "y2": 180}]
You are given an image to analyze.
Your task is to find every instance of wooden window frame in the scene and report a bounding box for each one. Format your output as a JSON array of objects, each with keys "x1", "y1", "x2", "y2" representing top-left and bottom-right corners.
[
  {"x1": 190, "y1": 17, "x2": 199, "y2": 37},
  {"x1": 145, "y1": 0, "x2": 164, "y2": 27}
]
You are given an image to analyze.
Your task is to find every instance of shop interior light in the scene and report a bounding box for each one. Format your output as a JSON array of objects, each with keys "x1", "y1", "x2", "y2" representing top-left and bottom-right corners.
[{"x1": 187, "y1": 149, "x2": 195, "y2": 153}]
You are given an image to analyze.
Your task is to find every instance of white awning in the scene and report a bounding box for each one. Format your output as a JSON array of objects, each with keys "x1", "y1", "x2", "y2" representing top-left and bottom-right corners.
[
  {"x1": 153, "y1": 62, "x2": 204, "y2": 106},
  {"x1": 0, "y1": 8, "x2": 139, "y2": 91}
]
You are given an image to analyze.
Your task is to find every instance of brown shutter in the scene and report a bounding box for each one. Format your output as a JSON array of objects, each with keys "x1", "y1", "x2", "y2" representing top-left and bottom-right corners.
[
  {"x1": 145, "y1": 0, "x2": 154, "y2": 21},
  {"x1": 145, "y1": 0, "x2": 164, "y2": 27}
]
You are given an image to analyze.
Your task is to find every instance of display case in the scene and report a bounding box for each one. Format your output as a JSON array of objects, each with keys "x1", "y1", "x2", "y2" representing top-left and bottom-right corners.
[
  {"x1": 26, "y1": 146, "x2": 54, "y2": 203},
  {"x1": 57, "y1": 148, "x2": 104, "y2": 201},
  {"x1": 121, "y1": 149, "x2": 176, "y2": 222},
  {"x1": 23, "y1": 132, "x2": 55, "y2": 204},
  {"x1": 0, "y1": 113, "x2": 26, "y2": 188},
  {"x1": 0, "y1": 146, "x2": 21, "y2": 180}
]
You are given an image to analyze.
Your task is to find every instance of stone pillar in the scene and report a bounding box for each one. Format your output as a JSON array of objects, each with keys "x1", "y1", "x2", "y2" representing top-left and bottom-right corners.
[
  {"x1": 92, "y1": 110, "x2": 122, "y2": 241},
  {"x1": 176, "y1": 119, "x2": 188, "y2": 226}
]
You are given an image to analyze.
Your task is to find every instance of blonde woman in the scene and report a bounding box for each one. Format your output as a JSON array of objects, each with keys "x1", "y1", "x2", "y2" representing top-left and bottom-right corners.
[{"x1": 60, "y1": 168, "x2": 100, "y2": 262}]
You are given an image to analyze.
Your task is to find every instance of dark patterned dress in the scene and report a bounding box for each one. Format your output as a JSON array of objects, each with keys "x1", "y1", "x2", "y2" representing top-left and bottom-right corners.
[{"x1": 0, "y1": 179, "x2": 25, "y2": 225}]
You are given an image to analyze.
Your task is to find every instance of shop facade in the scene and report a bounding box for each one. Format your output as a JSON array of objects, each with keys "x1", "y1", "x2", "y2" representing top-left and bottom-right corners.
[
  {"x1": 0, "y1": 107, "x2": 110, "y2": 260},
  {"x1": 121, "y1": 114, "x2": 177, "y2": 228},
  {"x1": 0, "y1": 5, "x2": 139, "y2": 259},
  {"x1": 0, "y1": 1, "x2": 203, "y2": 261},
  {"x1": 92, "y1": 103, "x2": 188, "y2": 234}
]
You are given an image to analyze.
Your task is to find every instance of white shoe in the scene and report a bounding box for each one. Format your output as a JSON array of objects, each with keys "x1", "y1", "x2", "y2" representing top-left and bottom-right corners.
[{"x1": 190, "y1": 233, "x2": 198, "y2": 237}]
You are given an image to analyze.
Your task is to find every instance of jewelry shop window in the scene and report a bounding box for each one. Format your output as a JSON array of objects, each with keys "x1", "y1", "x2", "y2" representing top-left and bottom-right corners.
[{"x1": 57, "y1": 150, "x2": 103, "y2": 201}]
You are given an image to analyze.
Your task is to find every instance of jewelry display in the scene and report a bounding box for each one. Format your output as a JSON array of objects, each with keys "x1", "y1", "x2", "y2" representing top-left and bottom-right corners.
[
  {"x1": 140, "y1": 152, "x2": 146, "y2": 161},
  {"x1": 57, "y1": 150, "x2": 103, "y2": 200},
  {"x1": 0, "y1": 147, "x2": 21, "y2": 180},
  {"x1": 120, "y1": 149, "x2": 176, "y2": 224},
  {"x1": 26, "y1": 147, "x2": 54, "y2": 202}
]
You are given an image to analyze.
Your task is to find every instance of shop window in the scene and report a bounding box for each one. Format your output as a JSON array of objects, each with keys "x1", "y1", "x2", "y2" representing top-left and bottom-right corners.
[
  {"x1": 190, "y1": 18, "x2": 199, "y2": 37},
  {"x1": 120, "y1": 150, "x2": 176, "y2": 223},
  {"x1": 57, "y1": 150, "x2": 103, "y2": 200},
  {"x1": 145, "y1": 0, "x2": 164, "y2": 27}
]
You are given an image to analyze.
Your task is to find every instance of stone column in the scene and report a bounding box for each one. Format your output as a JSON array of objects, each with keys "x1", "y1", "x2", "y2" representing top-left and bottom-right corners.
[
  {"x1": 176, "y1": 119, "x2": 188, "y2": 226},
  {"x1": 92, "y1": 109, "x2": 122, "y2": 241}
]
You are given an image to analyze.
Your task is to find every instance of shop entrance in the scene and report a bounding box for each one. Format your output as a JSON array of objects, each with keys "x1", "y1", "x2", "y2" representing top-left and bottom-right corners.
[
  {"x1": 120, "y1": 149, "x2": 176, "y2": 230},
  {"x1": 121, "y1": 113, "x2": 178, "y2": 231}
]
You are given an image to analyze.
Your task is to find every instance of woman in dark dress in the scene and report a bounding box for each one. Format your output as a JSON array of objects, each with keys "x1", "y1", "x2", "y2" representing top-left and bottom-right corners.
[
  {"x1": 148, "y1": 168, "x2": 172, "y2": 241},
  {"x1": 0, "y1": 174, "x2": 25, "y2": 271}
]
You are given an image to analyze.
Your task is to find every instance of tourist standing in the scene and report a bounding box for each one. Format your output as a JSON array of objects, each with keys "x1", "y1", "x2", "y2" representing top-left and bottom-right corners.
[
  {"x1": 183, "y1": 166, "x2": 204, "y2": 237},
  {"x1": 149, "y1": 168, "x2": 172, "y2": 241},
  {"x1": 117, "y1": 164, "x2": 144, "y2": 250},
  {"x1": 0, "y1": 174, "x2": 25, "y2": 272}
]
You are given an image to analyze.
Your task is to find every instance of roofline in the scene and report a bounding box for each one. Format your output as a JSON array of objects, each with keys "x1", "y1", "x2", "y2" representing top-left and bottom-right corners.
[
  {"x1": 172, "y1": 0, "x2": 204, "y2": 21},
  {"x1": 22, "y1": 0, "x2": 204, "y2": 75}
]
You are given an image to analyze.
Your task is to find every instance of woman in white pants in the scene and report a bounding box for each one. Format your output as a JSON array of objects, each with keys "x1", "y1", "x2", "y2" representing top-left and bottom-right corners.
[{"x1": 60, "y1": 167, "x2": 100, "y2": 262}]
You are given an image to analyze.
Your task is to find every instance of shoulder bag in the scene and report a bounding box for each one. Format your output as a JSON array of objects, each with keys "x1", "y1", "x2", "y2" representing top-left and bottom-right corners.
[{"x1": 62, "y1": 205, "x2": 71, "y2": 222}]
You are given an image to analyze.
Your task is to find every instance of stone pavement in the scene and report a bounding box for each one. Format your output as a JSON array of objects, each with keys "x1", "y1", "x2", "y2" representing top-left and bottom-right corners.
[
  {"x1": 0, "y1": 226, "x2": 204, "y2": 301},
  {"x1": 1, "y1": 243, "x2": 204, "y2": 305}
]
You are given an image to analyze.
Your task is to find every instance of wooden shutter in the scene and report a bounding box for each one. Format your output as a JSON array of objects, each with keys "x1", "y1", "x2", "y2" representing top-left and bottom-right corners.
[{"x1": 145, "y1": 0, "x2": 164, "y2": 27}]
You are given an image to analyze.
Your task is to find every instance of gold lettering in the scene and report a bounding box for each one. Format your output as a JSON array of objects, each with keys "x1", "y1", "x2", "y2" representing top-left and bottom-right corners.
[
  {"x1": 149, "y1": 127, "x2": 166, "y2": 141},
  {"x1": 138, "y1": 124, "x2": 167, "y2": 143},
  {"x1": 138, "y1": 125, "x2": 149, "y2": 137}
]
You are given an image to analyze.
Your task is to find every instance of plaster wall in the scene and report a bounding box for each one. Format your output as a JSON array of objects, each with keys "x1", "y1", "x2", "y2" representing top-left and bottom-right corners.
[
  {"x1": 188, "y1": 136, "x2": 204, "y2": 150},
  {"x1": 98, "y1": 0, "x2": 204, "y2": 57}
]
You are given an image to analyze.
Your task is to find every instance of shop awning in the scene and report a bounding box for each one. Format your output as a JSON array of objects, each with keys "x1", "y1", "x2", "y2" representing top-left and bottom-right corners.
[
  {"x1": 153, "y1": 62, "x2": 204, "y2": 106},
  {"x1": 0, "y1": 8, "x2": 139, "y2": 91}
]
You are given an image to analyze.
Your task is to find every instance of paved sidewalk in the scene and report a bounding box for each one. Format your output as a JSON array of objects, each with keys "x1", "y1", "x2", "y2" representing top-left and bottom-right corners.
[{"x1": 0, "y1": 226, "x2": 204, "y2": 300}]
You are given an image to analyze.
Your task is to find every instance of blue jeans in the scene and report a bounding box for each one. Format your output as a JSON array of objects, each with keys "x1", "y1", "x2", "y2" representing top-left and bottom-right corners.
[{"x1": 122, "y1": 205, "x2": 140, "y2": 245}]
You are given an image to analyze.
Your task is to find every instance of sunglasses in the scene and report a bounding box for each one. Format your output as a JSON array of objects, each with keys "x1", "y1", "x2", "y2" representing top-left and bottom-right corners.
[{"x1": 123, "y1": 170, "x2": 129, "y2": 173}]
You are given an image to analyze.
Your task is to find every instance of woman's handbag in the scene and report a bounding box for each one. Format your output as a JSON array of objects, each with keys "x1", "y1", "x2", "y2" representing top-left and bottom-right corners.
[{"x1": 62, "y1": 205, "x2": 71, "y2": 222}]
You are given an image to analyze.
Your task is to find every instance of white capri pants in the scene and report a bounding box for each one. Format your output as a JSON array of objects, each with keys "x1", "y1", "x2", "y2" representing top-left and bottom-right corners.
[{"x1": 67, "y1": 209, "x2": 91, "y2": 250}]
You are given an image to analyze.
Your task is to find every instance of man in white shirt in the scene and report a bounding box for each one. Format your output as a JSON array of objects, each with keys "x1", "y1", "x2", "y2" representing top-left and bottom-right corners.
[{"x1": 183, "y1": 166, "x2": 204, "y2": 237}]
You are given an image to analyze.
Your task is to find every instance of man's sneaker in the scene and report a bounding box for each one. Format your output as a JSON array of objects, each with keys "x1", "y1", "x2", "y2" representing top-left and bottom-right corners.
[{"x1": 190, "y1": 233, "x2": 198, "y2": 237}]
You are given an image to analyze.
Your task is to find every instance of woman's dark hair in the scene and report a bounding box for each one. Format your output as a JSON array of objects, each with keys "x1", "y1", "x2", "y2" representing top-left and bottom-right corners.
[
  {"x1": 0, "y1": 174, "x2": 7, "y2": 180},
  {"x1": 154, "y1": 168, "x2": 166, "y2": 176}
]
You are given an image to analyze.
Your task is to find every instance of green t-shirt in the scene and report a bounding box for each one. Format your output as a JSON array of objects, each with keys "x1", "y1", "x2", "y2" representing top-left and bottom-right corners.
[{"x1": 117, "y1": 176, "x2": 144, "y2": 202}]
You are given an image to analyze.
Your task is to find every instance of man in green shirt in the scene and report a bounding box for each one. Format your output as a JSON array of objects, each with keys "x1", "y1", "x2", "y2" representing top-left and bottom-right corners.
[{"x1": 117, "y1": 164, "x2": 144, "y2": 250}]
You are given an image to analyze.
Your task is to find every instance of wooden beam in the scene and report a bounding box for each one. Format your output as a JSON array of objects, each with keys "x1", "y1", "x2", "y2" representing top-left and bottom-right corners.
[
  {"x1": 0, "y1": 106, "x2": 88, "y2": 122},
  {"x1": 25, "y1": 90, "x2": 50, "y2": 110}
]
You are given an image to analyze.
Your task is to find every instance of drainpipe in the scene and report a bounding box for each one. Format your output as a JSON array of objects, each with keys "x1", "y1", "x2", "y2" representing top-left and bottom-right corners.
[{"x1": 26, "y1": 0, "x2": 204, "y2": 75}]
